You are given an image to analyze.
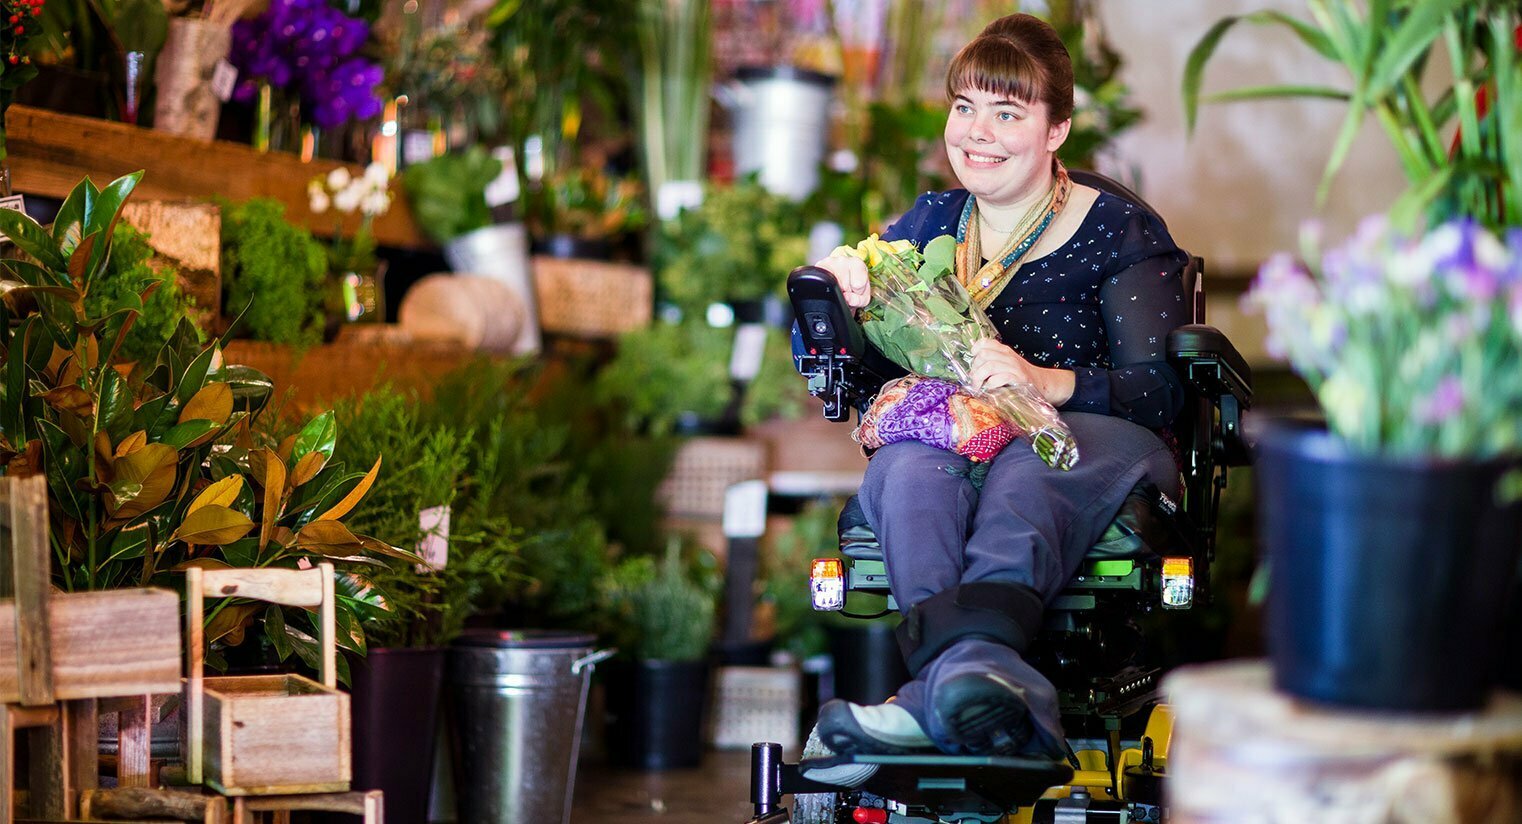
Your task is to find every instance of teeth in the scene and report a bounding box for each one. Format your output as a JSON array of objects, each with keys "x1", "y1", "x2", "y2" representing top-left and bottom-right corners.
[{"x1": 967, "y1": 154, "x2": 1006, "y2": 163}]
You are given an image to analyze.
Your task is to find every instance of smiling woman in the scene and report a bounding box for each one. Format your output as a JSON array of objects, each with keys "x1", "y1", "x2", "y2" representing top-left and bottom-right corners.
[{"x1": 796, "y1": 11, "x2": 1191, "y2": 775}]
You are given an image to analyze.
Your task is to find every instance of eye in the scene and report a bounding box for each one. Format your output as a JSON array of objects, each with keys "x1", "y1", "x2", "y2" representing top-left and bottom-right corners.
[
  {"x1": 955, "y1": 103, "x2": 972, "y2": 115},
  {"x1": 998, "y1": 111, "x2": 1019, "y2": 122}
]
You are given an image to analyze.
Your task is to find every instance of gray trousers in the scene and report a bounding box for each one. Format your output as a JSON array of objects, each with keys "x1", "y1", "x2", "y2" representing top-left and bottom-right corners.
[{"x1": 857, "y1": 411, "x2": 1179, "y2": 753}]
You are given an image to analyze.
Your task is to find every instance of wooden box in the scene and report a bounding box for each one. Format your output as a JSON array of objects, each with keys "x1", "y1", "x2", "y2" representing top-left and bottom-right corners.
[
  {"x1": 0, "y1": 588, "x2": 181, "y2": 702},
  {"x1": 201, "y1": 674, "x2": 351, "y2": 796}
]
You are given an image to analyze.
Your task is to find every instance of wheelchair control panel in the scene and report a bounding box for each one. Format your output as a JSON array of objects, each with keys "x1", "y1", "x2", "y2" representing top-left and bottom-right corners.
[{"x1": 787, "y1": 266, "x2": 896, "y2": 421}]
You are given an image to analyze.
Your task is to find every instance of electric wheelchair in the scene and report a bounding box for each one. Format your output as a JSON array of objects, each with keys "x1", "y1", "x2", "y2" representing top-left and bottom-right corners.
[{"x1": 745, "y1": 172, "x2": 1254, "y2": 824}]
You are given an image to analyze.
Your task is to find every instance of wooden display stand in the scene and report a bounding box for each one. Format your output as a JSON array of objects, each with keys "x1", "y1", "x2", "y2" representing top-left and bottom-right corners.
[
  {"x1": 1164, "y1": 660, "x2": 1522, "y2": 822},
  {"x1": 0, "y1": 475, "x2": 183, "y2": 822}
]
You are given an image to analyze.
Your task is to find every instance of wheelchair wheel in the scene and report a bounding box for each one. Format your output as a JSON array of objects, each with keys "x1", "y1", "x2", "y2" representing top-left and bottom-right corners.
[{"x1": 793, "y1": 725, "x2": 847, "y2": 824}]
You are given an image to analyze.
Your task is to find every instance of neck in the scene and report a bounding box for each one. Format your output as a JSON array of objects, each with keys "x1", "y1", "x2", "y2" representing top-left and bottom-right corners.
[{"x1": 976, "y1": 169, "x2": 1056, "y2": 230}]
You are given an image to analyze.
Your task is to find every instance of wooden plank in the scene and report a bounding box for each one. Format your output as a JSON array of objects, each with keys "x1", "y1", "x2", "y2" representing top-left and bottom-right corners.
[
  {"x1": 237, "y1": 790, "x2": 380, "y2": 814},
  {"x1": 2, "y1": 706, "x2": 11, "y2": 824},
  {"x1": 199, "y1": 568, "x2": 323, "y2": 609},
  {"x1": 21, "y1": 708, "x2": 65, "y2": 820},
  {"x1": 61, "y1": 699, "x2": 98, "y2": 818},
  {"x1": 5, "y1": 105, "x2": 429, "y2": 251},
  {"x1": 0, "y1": 589, "x2": 181, "y2": 703},
  {"x1": 203, "y1": 684, "x2": 349, "y2": 794},
  {"x1": 115, "y1": 694, "x2": 152, "y2": 788},
  {"x1": 9, "y1": 475, "x2": 54, "y2": 706}
]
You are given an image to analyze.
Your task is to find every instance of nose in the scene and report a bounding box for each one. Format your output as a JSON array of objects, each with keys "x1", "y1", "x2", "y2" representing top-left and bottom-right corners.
[{"x1": 969, "y1": 112, "x2": 994, "y2": 143}]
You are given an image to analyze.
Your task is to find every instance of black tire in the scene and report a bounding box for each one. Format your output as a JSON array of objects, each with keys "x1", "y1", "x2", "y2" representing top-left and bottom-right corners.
[{"x1": 792, "y1": 724, "x2": 844, "y2": 824}]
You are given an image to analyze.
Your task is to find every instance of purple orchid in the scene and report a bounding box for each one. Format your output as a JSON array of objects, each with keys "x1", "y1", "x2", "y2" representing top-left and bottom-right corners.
[{"x1": 229, "y1": 0, "x2": 384, "y2": 129}]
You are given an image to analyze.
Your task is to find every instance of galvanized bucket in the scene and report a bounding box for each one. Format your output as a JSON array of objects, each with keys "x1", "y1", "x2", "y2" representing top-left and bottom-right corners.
[{"x1": 449, "y1": 630, "x2": 614, "y2": 824}]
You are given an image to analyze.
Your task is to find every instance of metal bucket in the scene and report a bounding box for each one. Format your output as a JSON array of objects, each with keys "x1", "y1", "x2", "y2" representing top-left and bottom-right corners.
[
  {"x1": 449, "y1": 630, "x2": 614, "y2": 824},
  {"x1": 727, "y1": 66, "x2": 836, "y2": 201},
  {"x1": 441, "y1": 222, "x2": 540, "y2": 354}
]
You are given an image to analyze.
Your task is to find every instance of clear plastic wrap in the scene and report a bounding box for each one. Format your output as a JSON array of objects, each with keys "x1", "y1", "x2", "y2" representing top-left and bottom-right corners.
[{"x1": 838, "y1": 234, "x2": 1079, "y2": 469}]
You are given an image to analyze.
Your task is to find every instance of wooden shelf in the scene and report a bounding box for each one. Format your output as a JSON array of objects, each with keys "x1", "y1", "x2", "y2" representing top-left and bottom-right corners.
[{"x1": 4, "y1": 105, "x2": 431, "y2": 251}]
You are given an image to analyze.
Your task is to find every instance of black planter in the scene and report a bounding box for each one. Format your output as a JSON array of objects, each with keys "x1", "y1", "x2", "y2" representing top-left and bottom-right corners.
[
  {"x1": 1258, "y1": 420, "x2": 1522, "y2": 711},
  {"x1": 534, "y1": 234, "x2": 612, "y2": 260},
  {"x1": 349, "y1": 647, "x2": 445, "y2": 823},
  {"x1": 827, "y1": 621, "x2": 910, "y2": 706},
  {"x1": 602, "y1": 658, "x2": 709, "y2": 769}
]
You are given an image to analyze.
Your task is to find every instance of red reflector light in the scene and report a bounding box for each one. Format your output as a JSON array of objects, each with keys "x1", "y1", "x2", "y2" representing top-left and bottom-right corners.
[{"x1": 853, "y1": 808, "x2": 887, "y2": 824}]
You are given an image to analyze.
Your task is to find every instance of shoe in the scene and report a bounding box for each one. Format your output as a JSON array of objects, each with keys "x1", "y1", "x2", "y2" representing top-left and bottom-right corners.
[
  {"x1": 814, "y1": 698, "x2": 935, "y2": 755},
  {"x1": 931, "y1": 672, "x2": 1038, "y2": 756}
]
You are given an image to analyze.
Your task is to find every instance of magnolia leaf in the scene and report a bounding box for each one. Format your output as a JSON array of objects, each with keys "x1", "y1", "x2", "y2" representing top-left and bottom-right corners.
[
  {"x1": 276, "y1": 433, "x2": 297, "y2": 463},
  {"x1": 356, "y1": 534, "x2": 422, "y2": 562},
  {"x1": 265, "y1": 605, "x2": 293, "y2": 661},
  {"x1": 97, "y1": 367, "x2": 134, "y2": 441},
  {"x1": 291, "y1": 451, "x2": 327, "y2": 487},
  {"x1": 38, "y1": 385, "x2": 94, "y2": 417},
  {"x1": 180, "y1": 382, "x2": 232, "y2": 424},
  {"x1": 291, "y1": 410, "x2": 337, "y2": 466},
  {"x1": 174, "y1": 557, "x2": 234, "y2": 571},
  {"x1": 255, "y1": 447, "x2": 287, "y2": 550},
  {"x1": 160, "y1": 419, "x2": 220, "y2": 450},
  {"x1": 189, "y1": 475, "x2": 245, "y2": 515},
  {"x1": 92, "y1": 430, "x2": 113, "y2": 477},
  {"x1": 314, "y1": 455, "x2": 381, "y2": 523},
  {"x1": 110, "y1": 442, "x2": 177, "y2": 519},
  {"x1": 295, "y1": 519, "x2": 365, "y2": 555},
  {"x1": 0, "y1": 206, "x2": 66, "y2": 272},
  {"x1": 921, "y1": 294, "x2": 967, "y2": 327},
  {"x1": 171, "y1": 504, "x2": 254, "y2": 546},
  {"x1": 203, "y1": 603, "x2": 260, "y2": 647},
  {"x1": 176, "y1": 344, "x2": 219, "y2": 406},
  {"x1": 115, "y1": 430, "x2": 148, "y2": 457},
  {"x1": 68, "y1": 231, "x2": 99, "y2": 291},
  {"x1": 269, "y1": 525, "x2": 296, "y2": 548}
]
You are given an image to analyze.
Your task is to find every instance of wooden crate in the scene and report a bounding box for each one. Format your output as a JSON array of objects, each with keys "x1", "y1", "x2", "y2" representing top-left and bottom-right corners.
[
  {"x1": 656, "y1": 436, "x2": 769, "y2": 520},
  {"x1": 0, "y1": 588, "x2": 181, "y2": 703},
  {"x1": 201, "y1": 673, "x2": 351, "y2": 796},
  {"x1": 531, "y1": 256, "x2": 652, "y2": 338}
]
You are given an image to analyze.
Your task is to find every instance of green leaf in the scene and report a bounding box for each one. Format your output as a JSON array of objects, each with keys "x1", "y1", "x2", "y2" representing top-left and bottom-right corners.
[
  {"x1": 224, "y1": 364, "x2": 274, "y2": 415},
  {"x1": 4, "y1": 259, "x2": 73, "y2": 290},
  {"x1": 38, "y1": 420, "x2": 87, "y2": 522},
  {"x1": 1182, "y1": 10, "x2": 1340, "y2": 132},
  {"x1": 51, "y1": 174, "x2": 99, "y2": 250},
  {"x1": 265, "y1": 605, "x2": 293, "y2": 662},
  {"x1": 84, "y1": 171, "x2": 145, "y2": 278},
  {"x1": 1367, "y1": 0, "x2": 1465, "y2": 99},
  {"x1": 176, "y1": 344, "x2": 219, "y2": 406},
  {"x1": 920, "y1": 235, "x2": 956, "y2": 280},
  {"x1": 97, "y1": 367, "x2": 134, "y2": 442},
  {"x1": 1202, "y1": 84, "x2": 1351, "y2": 105},
  {"x1": 159, "y1": 419, "x2": 219, "y2": 450},
  {"x1": 921, "y1": 294, "x2": 966, "y2": 327},
  {"x1": 1317, "y1": 99, "x2": 1370, "y2": 203},
  {"x1": 291, "y1": 410, "x2": 338, "y2": 466},
  {"x1": 0, "y1": 207, "x2": 66, "y2": 271}
]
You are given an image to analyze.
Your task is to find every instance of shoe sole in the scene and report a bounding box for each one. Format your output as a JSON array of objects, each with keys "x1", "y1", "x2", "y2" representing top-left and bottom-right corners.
[
  {"x1": 936, "y1": 676, "x2": 1033, "y2": 756},
  {"x1": 816, "y1": 703, "x2": 931, "y2": 755}
]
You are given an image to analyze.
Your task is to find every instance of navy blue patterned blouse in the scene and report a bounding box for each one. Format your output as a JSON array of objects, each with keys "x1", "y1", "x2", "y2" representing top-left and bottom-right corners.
[{"x1": 882, "y1": 188, "x2": 1188, "y2": 428}]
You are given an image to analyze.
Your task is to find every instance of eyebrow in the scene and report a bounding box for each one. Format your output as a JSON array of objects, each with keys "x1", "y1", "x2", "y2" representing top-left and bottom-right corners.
[{"x1": 955, "y1": 94, "x2": 1027, "y2": 109}]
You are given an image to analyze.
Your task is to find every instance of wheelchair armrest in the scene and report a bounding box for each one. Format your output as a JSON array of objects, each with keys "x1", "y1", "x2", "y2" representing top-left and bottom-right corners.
[
  {"x1": 1168, "y1": 323, "x2": 1253, "y2": 465},
  {"x1": 788, "y1": 266, "x2": 899, "y2": 421}
]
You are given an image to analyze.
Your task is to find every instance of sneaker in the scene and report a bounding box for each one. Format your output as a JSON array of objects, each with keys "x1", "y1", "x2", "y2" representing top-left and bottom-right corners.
[
  {"x1": 814, "y1": 698, "x2": 935, "y2": 755},
  {"x1": 931, "y1": 672, "x2": 1039, "y2": 757}
]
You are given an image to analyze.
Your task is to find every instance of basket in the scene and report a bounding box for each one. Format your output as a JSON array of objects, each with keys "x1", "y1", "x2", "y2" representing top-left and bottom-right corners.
[
  {"x1": 531, "y1": 256, "x2": 652, "y2": 338},
  {"x1": 708, "y1": 665, "x2": 802, "y2": 750},
  {"x1": 656, "y1": 436, "x2": 768, "y2": 519}
]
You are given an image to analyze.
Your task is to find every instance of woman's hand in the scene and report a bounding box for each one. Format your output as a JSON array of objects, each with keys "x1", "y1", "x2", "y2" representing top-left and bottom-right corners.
[
  {"x1": 813, "y1": 253, "x2": 872, "y2": 309},
  {"x1": 969, "y1": 338, "x2": 1076, "y2": 406}
]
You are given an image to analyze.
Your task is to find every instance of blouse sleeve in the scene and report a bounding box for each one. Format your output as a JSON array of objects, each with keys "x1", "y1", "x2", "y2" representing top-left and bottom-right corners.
[{"x1": 1059, "y1": 208, "x2": 1189, "y2": 428}]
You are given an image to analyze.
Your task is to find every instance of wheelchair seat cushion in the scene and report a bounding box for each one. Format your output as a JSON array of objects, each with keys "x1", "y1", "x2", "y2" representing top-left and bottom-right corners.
[{"x1": 837, "y1": 481, "x2": 1170, "y2": 563}]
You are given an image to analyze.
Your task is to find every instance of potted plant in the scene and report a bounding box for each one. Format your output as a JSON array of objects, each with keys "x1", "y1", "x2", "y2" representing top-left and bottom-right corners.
[
  {"x1": 599, "y1": 542, "x2": 720, "y2": 769},
  {"x1": 631, "y1": 0, "x2": 711, "y2": 221},
  {"x1": 219, "y1": 196, "x2": 330, "y2": 347},
  {"x1": 1190, "y1": 2, "x2": 1522, "y2": 710},
  {"x1": 400, "y1": 145, "x2": 504, "y2": 249},
  {"x1": 307, "y1": 163, "x2": 393, "y2": 326},
  {"x1": 523, "y1": 164, "x2": 648, "y2": 260},
  {"x1": 0, "y1": 171, "x2": 411, "y2": 684}
]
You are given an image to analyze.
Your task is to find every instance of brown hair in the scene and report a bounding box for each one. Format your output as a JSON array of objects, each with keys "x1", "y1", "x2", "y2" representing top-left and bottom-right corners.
[{"x1": 944, "y1": 13, "x2": 1074, "y2": 124}]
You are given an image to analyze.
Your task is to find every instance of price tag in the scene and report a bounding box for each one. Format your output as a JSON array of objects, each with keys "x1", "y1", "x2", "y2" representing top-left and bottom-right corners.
[
  {"x1": 211, "y1": 60, "x2": 238, "y2": 103},
  {"x1": 722, "y1": 479, "x2": 768, "y2": 539},
  {"x1": 417, "y1": 505, "x2": 451, "y2": 571},
  {"x1": 0, "y1": 195, "x2": 27, "y2": 244}
]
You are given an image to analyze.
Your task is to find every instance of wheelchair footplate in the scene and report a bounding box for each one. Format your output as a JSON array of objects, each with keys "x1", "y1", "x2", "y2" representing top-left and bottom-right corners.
[{"x1": 782, "y1": 751, "x2": 1073, "y2": 821}]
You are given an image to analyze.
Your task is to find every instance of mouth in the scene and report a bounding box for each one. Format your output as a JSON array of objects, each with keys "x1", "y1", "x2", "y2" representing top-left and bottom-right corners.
[{"x1": 962, "y1": 151, "x2": 1008, "y2": 166}]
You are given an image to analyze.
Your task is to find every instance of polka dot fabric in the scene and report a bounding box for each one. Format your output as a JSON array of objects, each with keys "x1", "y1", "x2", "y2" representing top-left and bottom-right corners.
[{"x1": 883, "y1": 189, "x2": 1188, "y2": 428}]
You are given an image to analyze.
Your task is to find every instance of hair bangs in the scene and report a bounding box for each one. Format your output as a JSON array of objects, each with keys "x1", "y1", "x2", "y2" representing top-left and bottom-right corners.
[{"x1": 945, "y1": 37, "x2": 1049, "y2": 109}]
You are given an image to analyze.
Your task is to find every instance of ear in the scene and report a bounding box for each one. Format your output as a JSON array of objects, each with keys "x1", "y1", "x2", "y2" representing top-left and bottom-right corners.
[{"x1": 1046, "y1": 118, "x2": 1072, "y2": 153}]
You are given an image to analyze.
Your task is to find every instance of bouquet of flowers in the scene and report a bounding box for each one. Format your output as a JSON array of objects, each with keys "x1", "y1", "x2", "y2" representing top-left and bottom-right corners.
[
  {"x1": 1245, "y1": 215, "x2": 1522, "y2": 457},
  {"x1": 229, "y1": 0, "x2": 383, "y2": 129},
  {"x1": 840, "y1": 234, "x2": 1079, "y2": 470}
]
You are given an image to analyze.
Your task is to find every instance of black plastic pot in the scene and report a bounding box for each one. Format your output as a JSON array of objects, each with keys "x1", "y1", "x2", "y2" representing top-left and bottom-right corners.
[
  {"x1": 602, "y1": 658, "x2": 709, "y2": 769},
  {"x1": 349, "y1": 647, "x2": 445, "y2": 822},
  {"x1": 827, "y1": 621, "x2": 910, "y2": 706},
  {"x1": 1258, "y1": 420, "x2": 1522, "y2": 711},
  {"x1": 534, "y1": 234, "x2": 612, "y2": 260}
]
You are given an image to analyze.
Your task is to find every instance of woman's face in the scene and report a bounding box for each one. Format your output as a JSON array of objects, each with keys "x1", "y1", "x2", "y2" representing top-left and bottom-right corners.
[{"x1": 944, "y1": 87, "x2": 1071, "y2": 207}]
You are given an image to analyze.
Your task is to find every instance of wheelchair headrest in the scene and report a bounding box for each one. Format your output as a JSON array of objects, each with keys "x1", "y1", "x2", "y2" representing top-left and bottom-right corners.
[{"x1": 1067, "y1": 169, "x2": 1165, "y2": 231}]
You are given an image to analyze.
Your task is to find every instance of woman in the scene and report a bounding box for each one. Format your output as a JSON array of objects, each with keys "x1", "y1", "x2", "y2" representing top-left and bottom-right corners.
[{"x1": 810, "y1": 13, "x2": 1185, "y2": 765}]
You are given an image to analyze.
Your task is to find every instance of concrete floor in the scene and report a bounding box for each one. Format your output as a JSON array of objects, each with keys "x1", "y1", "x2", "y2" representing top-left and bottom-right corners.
[{"x1": 571, "y1": 749, "x2": 766, "y2": 824}]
